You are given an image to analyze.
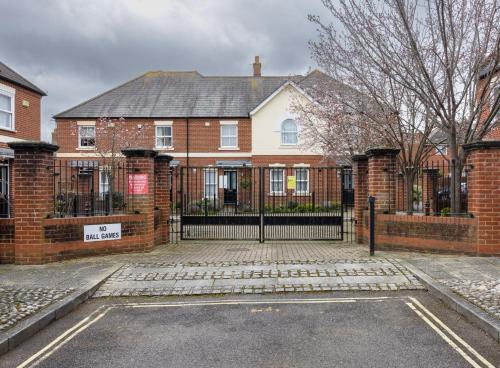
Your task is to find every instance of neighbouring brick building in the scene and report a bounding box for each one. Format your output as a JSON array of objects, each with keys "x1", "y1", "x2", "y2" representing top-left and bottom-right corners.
[
  {"x1": 0, "y1": 61, "x2": 46, "y2": 218},
  {"x1": 53, "y1": 57, "x2": 348, "y2": 209}
]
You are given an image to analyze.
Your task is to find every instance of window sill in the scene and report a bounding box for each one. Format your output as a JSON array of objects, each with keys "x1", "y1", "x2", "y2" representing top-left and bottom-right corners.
[
  {"x1": 0, "y1": 127, "x2": 15, "y2": 133},
  {"x1": 218, "y1": 147, "x2": 240, "y2": 151},
  {"x1": 155, "y1": 147, "x2": 174, "y2": 151},
  {"x1": 268, "y1": 193, "x2": 287, "y2": 197},
  {"x1": 279, "y1": 144, "x2": 298, "y2": 149},
  {"x1": 293, "y1": 193, "x2": 311, "y2": 197},
  {"x1": 76, "y1": 147, "x2": 96, "y2": 151}
]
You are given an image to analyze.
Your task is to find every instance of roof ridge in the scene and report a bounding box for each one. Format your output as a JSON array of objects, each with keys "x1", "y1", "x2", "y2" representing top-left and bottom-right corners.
[{"x1": 53, "y1": 72, "x2": 149, "y2": 118}]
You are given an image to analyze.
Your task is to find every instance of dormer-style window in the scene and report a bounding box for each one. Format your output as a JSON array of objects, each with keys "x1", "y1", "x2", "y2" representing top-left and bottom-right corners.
[
  {"x1": 0, "y1": 88, "x2": 14, "y2": 131},
  {"x1": 281, "y1": 119, "x2": 298, "y2": 145}
]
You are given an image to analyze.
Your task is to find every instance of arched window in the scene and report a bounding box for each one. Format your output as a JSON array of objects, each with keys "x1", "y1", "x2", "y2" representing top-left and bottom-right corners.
[{"x1": 281, "y1": 119, "x2": 298, "y2": 145}]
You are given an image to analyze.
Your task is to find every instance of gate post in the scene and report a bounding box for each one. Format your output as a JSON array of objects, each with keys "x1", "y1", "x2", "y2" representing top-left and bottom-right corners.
[
  {"x1": 122, "y1": 148, "x2": 157, "y2": 251},
  {"x1": 369, "y1": 196, "x2": 375, "y2": 256},
  {"x1": 259, "y1": 167, "x2": 265, "y2": 243},
  {"x1": 365, "y1": 148, "x2": 400, "y2": 214},
  {"x1": 8, "y1": 141, "x2": 59, "y2": 264},
  {"x1": 154, "y1": 154, "x2": 173, "y2": 245},
  {"x1": 352, "y1": 154, "x2": 368, "y2": 244}
]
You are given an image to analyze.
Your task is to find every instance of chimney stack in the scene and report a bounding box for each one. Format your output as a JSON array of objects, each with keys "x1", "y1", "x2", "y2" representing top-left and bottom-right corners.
[{"x1": 253, "y1": 56, "x2": 261, "y2": 77}]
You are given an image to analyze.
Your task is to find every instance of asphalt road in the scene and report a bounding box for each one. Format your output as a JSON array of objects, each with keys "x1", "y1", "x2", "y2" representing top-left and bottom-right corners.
[{"x1": 1, "y1": 292, "x2": 498, "y2": 368}]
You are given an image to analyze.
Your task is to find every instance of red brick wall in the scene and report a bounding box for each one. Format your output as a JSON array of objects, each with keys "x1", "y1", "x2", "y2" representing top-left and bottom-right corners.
[
  {"x1": 0, "y1": 218, "x2": 14, "y2": 263},
  {"x1": 0, "y1": 80, "x2": 42, "y2": 148},
  {"x1": 465, "y1": 143, "x2": 500, "y2": 255},
  {"x1": 352, "y1": 156, "x2": 368, "y2": 244},
  {"x1": 363, "y1": 213, "x2": 478, "y2": 253},
  {"x1": 367, "y1": 149, "x2": 398, "y2": 213}
]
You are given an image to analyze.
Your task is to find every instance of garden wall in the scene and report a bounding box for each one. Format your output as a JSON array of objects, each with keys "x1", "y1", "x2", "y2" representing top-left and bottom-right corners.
[
  {"x1": 0, "y1": 218, "x2": 15, "y2": 263},
  {"x1": 363, "y1": 213, "x2": 478, "y2": 254}
]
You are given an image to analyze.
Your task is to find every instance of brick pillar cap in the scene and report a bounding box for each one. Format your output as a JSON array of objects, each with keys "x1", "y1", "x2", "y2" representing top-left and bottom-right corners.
[
  {"x1": 155, "y1": 154, "x2": 174, "y2": 162},
  {"x1": 463, "y1": 140, "x2": 500, "y2": 152},
  {"x1": 352, "y1": 154, "x2": 368, "y2": 162},
  {"x1": 8, "y1": 141, "x2": 59, "y2": 153},
  {"x1": 365, "y1": 147, "x2": 400, "y2": 157},
  {"x1": 121, "y1": 148, "x2": 158, "y2": 158}
]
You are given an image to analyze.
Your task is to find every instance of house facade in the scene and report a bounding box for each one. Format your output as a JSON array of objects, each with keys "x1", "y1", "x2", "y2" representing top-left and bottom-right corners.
[
  {"x1": 0, "y1": 61, "x2": 46, "y2": 218},
  {"x1": 53, "y1": 58, "x2": 348, "y2": 211}
]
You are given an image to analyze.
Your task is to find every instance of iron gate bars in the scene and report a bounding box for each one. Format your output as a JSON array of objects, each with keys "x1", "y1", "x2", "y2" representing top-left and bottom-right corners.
[{"x1": 173, "y1": 166, "x2": 353, "y2": 242}]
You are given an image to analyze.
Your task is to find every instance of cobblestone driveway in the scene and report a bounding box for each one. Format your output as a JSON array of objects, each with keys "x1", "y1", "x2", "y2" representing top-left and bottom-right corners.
[{"x1": 95, "y1": 242, "x2": 423, "y2": 297}]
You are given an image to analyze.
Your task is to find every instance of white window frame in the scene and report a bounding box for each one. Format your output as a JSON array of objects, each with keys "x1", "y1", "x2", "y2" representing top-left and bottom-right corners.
[
  {"x1": 155, "y1": 125, "x2": 173, "y2": 149},
  {"x1": 436, "y1": 144, "x2": 447, "y2": 156},
  {"x1": 220, "y1": 122, "x2": 238, "y2": 149},
  {"x1": 295, "y1": 168, "x2": 309, "y2": 195},
  {"x1": 280, "y1": 119, "x2": 298, "y2": 145},
  {"x1": 491, "y1": 81, "x2": 499, "y2": 122},
  {"x1": 78, "y1": 125, "x2": 96, "y2": 149},
  {"x1": 99, "y1": 168, "x2": 110, "y2": 198},
  {"x1": 204, "y1": 168, "x2": 218, "y2": 199},
  {"x1": 269, "y1": 168, "x2": 285, "y2": 195},
  {"x1": 0, "y1": 88, "x2": 15, "y2": 132},
  {"x1": 0, "y1": 161, "x2": 10, "y2": 218}
]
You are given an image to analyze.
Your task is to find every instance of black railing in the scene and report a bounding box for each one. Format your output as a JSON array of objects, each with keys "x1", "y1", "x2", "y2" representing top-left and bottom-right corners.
[
  {"x1": 395, "y1": 160, "x2": 468, "y2": 216},
  {"x1": 53, "y1": 159, "x2": 129, "y2": 217}
]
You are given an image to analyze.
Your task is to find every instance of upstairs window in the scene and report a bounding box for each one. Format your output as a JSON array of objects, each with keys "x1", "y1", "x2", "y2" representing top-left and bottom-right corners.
[
  {"x1": 220, "y1": 124, "x2": 238, "y2": 148},
  {"x1": 492, "y1": 83, "x2": 499, "y2": 122},
  {"x1": 0, "y1": 90, "x2": 14, "y2": 130},
  {"x1": 436, "y1": 144, "x2": 447, "y2": 156},
  {"x1": 281, "y1": 119, "x2": 298, "y2": 145},
  {"x1": 78, "y1": 126, "x2": 95, "y2": 148},
  {"x1": 156, "y1": 126, "x2": 173, "y2": 148}
]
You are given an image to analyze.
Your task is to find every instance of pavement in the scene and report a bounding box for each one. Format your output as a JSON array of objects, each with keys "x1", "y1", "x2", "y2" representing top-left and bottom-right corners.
[
  {"x1": 1, "y1": 293, "x2": 499, "y2": 368},
  {"x1": 0, "y1": 240, "x2": 499, "y2": 355}
]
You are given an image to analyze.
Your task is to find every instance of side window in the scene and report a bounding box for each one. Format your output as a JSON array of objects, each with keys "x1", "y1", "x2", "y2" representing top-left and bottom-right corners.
[
  {"x1": 281, "y1": 119, "x2": 298, "y2": 145},
  {"x1": 0, "y1": 89, "x2": 14, "y2": 130},
  {"x1": 156, "y1": 126, "x2": 173, "y2": 148},
  {"x1": 204, "y1": 169, "x2": 217, "y2": 198},
  {"x1": 78, "y1": 126, "x2": 96, "y2": 148}
]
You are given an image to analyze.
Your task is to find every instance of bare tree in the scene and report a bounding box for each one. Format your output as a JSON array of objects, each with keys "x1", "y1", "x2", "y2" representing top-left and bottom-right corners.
[
  {"x1": 309, "y1": 0, "x2": 500, "y2": 214},
  {"x1": 71, "y1": 117, "x2": 153, "y2": 214}
]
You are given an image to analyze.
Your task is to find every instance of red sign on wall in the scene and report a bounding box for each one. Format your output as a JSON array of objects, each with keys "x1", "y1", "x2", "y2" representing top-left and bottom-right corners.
[{"x1": 128, "y1": 174, "x2": 149, "y2": 195}]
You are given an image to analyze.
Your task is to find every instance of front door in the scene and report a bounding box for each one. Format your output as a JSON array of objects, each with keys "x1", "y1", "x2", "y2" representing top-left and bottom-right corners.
[
  {"x1": 223, "y1": 170, "x2": 237, "y2": 205},
  {"x1": 0, "y1": 163, "x2": 9, "y2": 218}
]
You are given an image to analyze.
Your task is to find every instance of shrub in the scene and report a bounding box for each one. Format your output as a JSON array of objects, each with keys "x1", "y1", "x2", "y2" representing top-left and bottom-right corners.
[{"x1": 440, "y1": 207, "x2": 451, "y2": 217}]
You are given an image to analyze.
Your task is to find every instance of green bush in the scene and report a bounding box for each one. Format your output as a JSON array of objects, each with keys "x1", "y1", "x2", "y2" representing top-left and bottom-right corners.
[{"x1": 440, "y1": 207, "x2": 451, "y2": 217}]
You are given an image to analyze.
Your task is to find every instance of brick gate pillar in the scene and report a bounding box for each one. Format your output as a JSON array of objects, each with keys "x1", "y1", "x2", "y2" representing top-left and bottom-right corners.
[
  {"x1": 366, "y1": 148, "x2": 400, "y2": 214},
  {"x1": 122, "y1": 148, "x2": 157, "y2": 251},
  {"x1": 352, "y1": 155, "x2": 368, "y2": 244},
  {"x1": 463, "y1": 141, "x2": 500, "y2": 255},
  {"x1": 8, "y1": 141, "x2": 59, "y2": 264},
  {"x1": 155, "y1": 154, "x2": 173, "y2": 245}
]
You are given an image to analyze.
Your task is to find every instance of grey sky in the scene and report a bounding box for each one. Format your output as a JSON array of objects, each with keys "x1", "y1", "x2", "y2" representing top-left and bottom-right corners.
[{"x1": 0, "y1": 0, "x2": 329, "y2": 141}]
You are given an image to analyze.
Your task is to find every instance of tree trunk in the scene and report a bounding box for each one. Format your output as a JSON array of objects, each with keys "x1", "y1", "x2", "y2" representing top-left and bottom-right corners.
[{"x1": 405, "y1": 170, "x2": 416, "y2": 215}]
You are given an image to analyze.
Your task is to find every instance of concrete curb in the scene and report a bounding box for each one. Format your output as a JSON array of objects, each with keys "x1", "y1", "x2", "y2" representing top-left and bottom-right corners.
[
  {"x1": 0, "y1": 264, "x2": 122, "y2": 355},
  {"x1": 400, "y1": 260, "x2": 500, "y2": 342}
]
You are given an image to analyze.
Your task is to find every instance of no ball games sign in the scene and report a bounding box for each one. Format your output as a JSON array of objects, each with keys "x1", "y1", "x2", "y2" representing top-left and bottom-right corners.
[{"x1": 84, "y1": 223, "x2": 122, "y2": 242}]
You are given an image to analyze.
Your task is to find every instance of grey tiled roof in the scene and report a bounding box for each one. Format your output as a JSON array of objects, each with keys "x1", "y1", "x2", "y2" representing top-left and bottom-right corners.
[
  {"x1": 0, "y1": 61, "x2": 46, "y2": 96},
  {"x1": 55, "y1": 71, "x2": 320, "y2": 119}
]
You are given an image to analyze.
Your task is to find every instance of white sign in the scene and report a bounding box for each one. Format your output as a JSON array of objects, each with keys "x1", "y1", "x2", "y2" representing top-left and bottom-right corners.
[{"x1": 84, "y1": 223, "x2": 121, "y2": 242}]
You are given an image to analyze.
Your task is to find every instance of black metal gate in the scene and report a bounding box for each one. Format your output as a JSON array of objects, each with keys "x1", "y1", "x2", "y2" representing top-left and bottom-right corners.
[{"x1": 169, "y1": 166, "x2": 353, "y2": 242}]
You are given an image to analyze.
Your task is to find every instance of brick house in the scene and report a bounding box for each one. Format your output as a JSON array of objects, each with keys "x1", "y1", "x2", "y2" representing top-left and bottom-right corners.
[
  {"x1": 53, "y1": 57, "x2": 349, "y2": 211},
  {"x1": 0, "y1": 61, "x2": 46, "y2": 218}
]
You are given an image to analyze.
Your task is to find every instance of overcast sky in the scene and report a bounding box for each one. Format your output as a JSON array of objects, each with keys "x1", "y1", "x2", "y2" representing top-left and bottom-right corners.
[{"x1": 0, "y1": 0, "x2": 329, "y2": 141}]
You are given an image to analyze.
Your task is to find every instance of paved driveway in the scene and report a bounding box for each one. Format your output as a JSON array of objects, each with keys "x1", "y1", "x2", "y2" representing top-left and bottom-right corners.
[{"x1": 2, "y1": 293, "x2": 498, "y2": 368}]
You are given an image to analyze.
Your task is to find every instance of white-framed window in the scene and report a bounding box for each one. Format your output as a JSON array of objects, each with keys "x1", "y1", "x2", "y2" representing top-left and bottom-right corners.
[
  {"x1": 156, "y1": 125, "x2": 173, "y2": 148},
  {"x1": 220, "y1": 124, "x2": 238, "y2": 148},
  {"x1": 99, "y1": 168, "x2": 110, "y2": 198},
  {"x1": 0, "y1": 162, "x2": 9, "y2": 218},
  {"x1": 0, "y1": 89, "x2": 14, "y2": 131},
  {"x1": 270, "y1": 168, "x2": 285, "y2": 194},
  {"x1": 436, "y1": 144, "x2": 447, "y2": 156},
  {"x1": 295, "y1": 168, "x2": 309, "y2": 194},
  {"x1": 281, "y1": 119, "x2": 298, "y2": 145},
  {"x1": 204, "y1": 168, "x2": 218, "y2": 198},
  {"x1": 491, "y1": 82, "x2": 499, "y2": 121},
  {"x1": 78, "y1": 126, "x2": 95, "y2": 148}
]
